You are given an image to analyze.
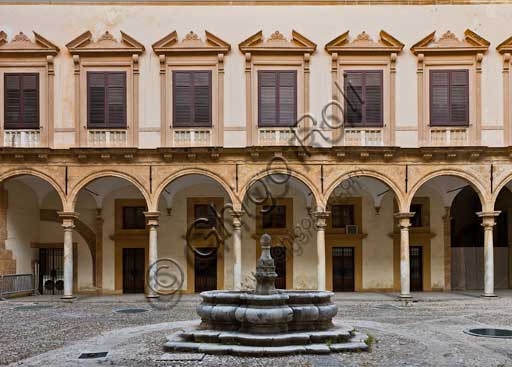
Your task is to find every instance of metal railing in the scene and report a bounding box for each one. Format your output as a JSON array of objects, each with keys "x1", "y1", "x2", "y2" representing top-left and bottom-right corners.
[{"x1": 0, "y1": 273, "x2": 37, "y2": 300}]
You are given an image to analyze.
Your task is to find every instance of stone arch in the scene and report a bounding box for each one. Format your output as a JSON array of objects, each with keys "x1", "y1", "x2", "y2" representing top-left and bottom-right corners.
[
  {"x1": 67, "y1": 170, "x2": 151, "y2": 212},
  {"x1": 324, "y1": 170, "x2": 406, "y2": 212},
  {"x1": 238, "y1": 168, "x2": 323, "y2": 211},
  {"x1": 0, "y1": 168, "x2": 66, "y2": 209},
  {"x1": 152, "y1": 168, "x2": 238, "y2": 212},
  {"x1": 491, "y1": 172, "x2": 512, "y2": 210},
  {"x1": 407, "y1": 169, "x2": 488, "y2": 211}
]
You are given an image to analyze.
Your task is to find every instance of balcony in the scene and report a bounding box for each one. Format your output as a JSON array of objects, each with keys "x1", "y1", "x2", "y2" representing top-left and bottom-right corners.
[
  {"x1": 258, "y1": 128, "x2": 297, "y2": 146},
  {"x1": 87, "y1": 129, "x2": 127, "y2": 147},
  {"x1": 4, "y1": 130, "x2": 41, "y2": 148},
  {"x1": 343, "y1": 128, "x2": 384, "y2": 146},
  {"x1": 429, "y1": 127, "x2": 468, "y2": 146},
  {"x1": 173, "y1": 128, "x2": 212, "y2": 147}
]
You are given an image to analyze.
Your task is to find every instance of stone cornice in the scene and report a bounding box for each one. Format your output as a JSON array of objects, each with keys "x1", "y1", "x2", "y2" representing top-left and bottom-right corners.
[
  {"x1": 152, "y1": 30, "x2": 230, "y2": 55},
  {"x1": 0, "y1": 30, "x2": 59, "y2": 56},
  {"x1": 239, "y1": 30, "x2": 316, "y2": 55},
  {"x1": 66, "y1": 30, "x2": 145, "y2": 56},
  {"x1": 325, "y1": 30, "x2": 404, "y2": 54},
  {"x1": 411, "y1": 29, "x2": 489, "y2": 55}
]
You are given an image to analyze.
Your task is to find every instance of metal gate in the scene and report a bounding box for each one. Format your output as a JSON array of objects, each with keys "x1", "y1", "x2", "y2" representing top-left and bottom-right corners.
[
  {"x1": 332, "y1": 247, "x2": 355, "y2": 291},
  {"x1": 410, "y1": 246, "x2": 423, "y2": 291},
  {"x1": 194, "y1": 249, "x2": 217, "y2": 293},
  {"x1": 39, "y1": 248, "x2": 64, "y2": 295},
  {"x1": 271, "y1": 246, "x2": 287, "y2": 289}
]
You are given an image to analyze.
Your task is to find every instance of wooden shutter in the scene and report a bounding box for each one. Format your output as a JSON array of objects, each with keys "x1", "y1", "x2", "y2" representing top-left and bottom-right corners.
[
  {"x1": 430, "y1": 70, "x2": 468, "y2": 126},
  {"x1": 4, "y1": 73, "x2": 39, "y2": 129},
  {"x1": 258, "y1": 70, "x2": 297, "y2": 127},
  {"x1": 344, "y1": 71, "x2": 382, "y2": 127},
  {"x1": 87, "y1": 71, "x2": 126, "y2": 128},
  {"x1": 173, "y1": 71, "x2": 212, "y2": 128}
]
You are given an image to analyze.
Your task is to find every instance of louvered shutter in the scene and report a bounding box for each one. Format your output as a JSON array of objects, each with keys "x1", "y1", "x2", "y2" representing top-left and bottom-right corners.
[
  {"x1": 258, "y1": 71, "x2": 277, "y2": 126},
  {"x1": 87, "y1": 72, "x2": 126, "y2": 128},
  {"x1": 364, "y1": 71, "x2": 383, "y2": 126},
  {"x1": 106, "y1": 73, "x2": 126, "y2": 127},
  {"x1": 450, "y1": 70, "x2": 469, "y2": 125},
  {"x1": 173, "y1": 71, "x2": 212, "y2": 127},
  {"x1": 278, "y1": 71, "x2": 297, "y2": 126},
  {"x1": 4, "y1": 73, "x2": 39, "y2": 129},
  {"x1": 344, "y1": 72, "x2": 363, "y2": 125},
  {"x1": 430, "y1": 70, "x2": 450, "y2": 126}
]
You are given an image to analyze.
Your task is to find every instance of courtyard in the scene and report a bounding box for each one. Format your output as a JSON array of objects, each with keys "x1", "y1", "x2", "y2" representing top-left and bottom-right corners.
[{"x1": 1, "y1": 291, "x2": 511, "y2": 367}]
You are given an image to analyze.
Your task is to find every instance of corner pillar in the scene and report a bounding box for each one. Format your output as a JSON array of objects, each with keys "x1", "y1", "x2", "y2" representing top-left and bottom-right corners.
[
  {"x1": 231, "y1": 211, "x2": 244, "y2": 290},
  {"x1": 314, "y1": 211, "x2": 329, "y2": 291}
]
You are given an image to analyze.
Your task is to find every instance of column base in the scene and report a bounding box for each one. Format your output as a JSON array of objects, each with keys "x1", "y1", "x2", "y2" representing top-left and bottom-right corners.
[
  {"x1": 145, "y1": 294, "x2": 160, "y2": 299},
  {"x1": 399, "y1": 293, "x2": 412, "y2": 299},
  {"x1": 480, "y1": 293, "x2": 497, "y2": 298},
  {"x1": 60, "y1": 295, "x2": 75, "y2": 301}
]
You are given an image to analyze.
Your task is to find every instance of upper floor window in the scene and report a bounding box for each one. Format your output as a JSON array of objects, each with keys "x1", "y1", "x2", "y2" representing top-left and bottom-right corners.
[
  {"x1": 4, "y1": 73, "x2": 39, "y2": 129},
  {"x1": 87, "y1": 71, "x2": 127, "y2": 129},
  {"x1": 262, "y1": 205, "x2": 287, "y2": 229},
  {"x1": 344, "y1": 70, "x2": 383, "y2": 127},
  {"x1": 258, "y1": 70, "x2": 297, "y2": 127},
  {"x1": 331, "y1": 204, "x2": 355, "y2": 228},
  {"x1": 410, "y1": 203, "x2": 423, "y2": 227},
  {"x1": 430, "y1": 70, "x2": 469, "y2": 126},
  {"x1": 173, "y1": 71, "x2": 212, "y2": 128},
  {"x1": 194, "y1": 203, "x2": 218, "y2": 229}
]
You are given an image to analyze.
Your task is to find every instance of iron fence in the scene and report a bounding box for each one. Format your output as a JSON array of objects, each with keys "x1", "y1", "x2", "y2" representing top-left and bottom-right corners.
[{"x1": 0, "y1": 273, "x2": 37, "y2": 300}]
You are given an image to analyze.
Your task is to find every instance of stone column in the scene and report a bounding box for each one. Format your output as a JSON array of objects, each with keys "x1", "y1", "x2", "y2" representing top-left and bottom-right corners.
[
  {"x1": 231, "y1": 211, "x2": 244, "y2": 290},
  {"x1": 58, "y1": 212, "x2": 79, "y2": 300},
  {"x1": 314, "y1": 211, "x2": 329, "y2": 291},
  {"x1": 395, "y1": 212, "x2": 415, "y2": 299},
  {"x1": 477, "y1": 211, "x2": 500, "y2": 298},
  {"x1": 95, "y1": 208, "x2": 104, "y2": 290},
  {"x1": 145, "y1": 211, "x2": 160, "y2": 299}
]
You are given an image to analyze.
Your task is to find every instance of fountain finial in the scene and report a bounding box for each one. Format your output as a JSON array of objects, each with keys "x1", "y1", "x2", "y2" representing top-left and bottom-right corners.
[{"x1": 255, "y1": 233, "x2": 278, "y2": 295}]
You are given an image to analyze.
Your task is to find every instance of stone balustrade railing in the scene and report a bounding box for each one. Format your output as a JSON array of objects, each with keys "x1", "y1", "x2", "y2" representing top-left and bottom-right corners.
[{"x1": 3, "y1": 130, "x2": 41, "y2": 148}]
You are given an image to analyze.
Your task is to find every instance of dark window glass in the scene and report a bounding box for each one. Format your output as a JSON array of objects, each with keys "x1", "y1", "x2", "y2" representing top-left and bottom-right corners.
[
  {"x1": 4, "y1": 73, "x2": 39, "y2": 129},
  {"x1": 344, "y1": 70, "x2": 383, "y2": 127},
  {"x1": 122, "y1": 206, "x2": 146, "y2": 230},
  {"x1": 173, "y1": 71, "x2": 212, "y2": 127},
  {"x1": 331, "y1": 205, "x2": 355, "y2": 228},
  {"x1": 410, "y1": 204, "x2": 423, "y2": 228},
  {"x1": 87, "y1": 72, "x2": 127, "y2": 128},
  {"x1": 194, "y1": 204, "x2": 218, "y2": 229},
  {"x1": 258, "y1": 71, "x2": 297, "y2": 127},
  {"x1": 430, "y1": 69, "x2": 469, "y2": 126},
  {"x1": 262, "y1": 205, "x2": 287, "y2": 229}
]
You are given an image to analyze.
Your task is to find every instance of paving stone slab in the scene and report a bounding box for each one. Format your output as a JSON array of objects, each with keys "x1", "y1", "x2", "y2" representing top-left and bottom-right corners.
[
  {"x1": 328, "y1": 342, "x2": 368, "y2": 352},
  {"x1": 304, "y1": 344, "x2": 332, "y2": 354},
  {"x1": 156, "y1": 353, "x2": 205, "y2": 361},
  {"x1": 164, "y1": 341, "x2": 202, "y2": 352}
]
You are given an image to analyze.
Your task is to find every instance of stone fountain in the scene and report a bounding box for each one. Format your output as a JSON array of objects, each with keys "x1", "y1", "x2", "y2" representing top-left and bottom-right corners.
[{"x1": 164, "y1": 234, "x2": 369, "y2": 356}]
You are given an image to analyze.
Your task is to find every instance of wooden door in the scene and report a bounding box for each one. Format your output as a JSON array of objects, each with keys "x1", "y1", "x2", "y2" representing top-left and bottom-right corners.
[
  {"x1": 332, "y1": 247, "x2": 355, "y2": 291},
  {"x1": 122, "y1": 248, "x2": 145, "y2": 293},
  {"x1": 271, "y1": 246, "x2": 287, "y2": 289},
  {"x1": 194, "y1": 249, "x2": 217, "y2": 293},
  {"x1": 410, "y1": 246, "x2": 423, "y2": 291}
]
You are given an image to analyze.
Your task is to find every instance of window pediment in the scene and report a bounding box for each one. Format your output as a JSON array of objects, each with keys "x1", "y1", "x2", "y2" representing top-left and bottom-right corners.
[
  {"x1": 411, "y1": 29, "x2": 489, "y2": 55},
  {"x1": 0, "y1": 31, "x2": 59, "y2": 56},
  {"x1": 239, "y1": 30, "x2": 316, "y2": 55},
  {"x1": 325, "y1": 30, "x2": 403, "y2": 54},
  {"x1": 152, "y1": 31, "x2": 230, "y2": 55},
  {"x1": 497, "y1": 36, "x2": 512, "y2": 54},
  {"x1": 66, "y1": 30, "x2": 144, "y2": 56}
]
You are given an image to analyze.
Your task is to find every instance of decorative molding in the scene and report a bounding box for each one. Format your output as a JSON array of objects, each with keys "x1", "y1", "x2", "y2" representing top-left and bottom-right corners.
[
  {"x1": 152, "y1": 30, "x2": 230, "y2": 55},
  {"x1": 66, "y1": 30, "x2": 144, "y2": 56},
  {"x1": 0, "y1": 30, "x2": 59, "y2": 56},
  {"x1": 239, "y1": 30, "x2": 316, "y2": 54},
  {"x1": 411, "y1": 29, "x2": 490, "y2": 55},
  {"x1": 325, "y1": 30, "x2": 404, "y2": 54},
  {"x1": 498, "y1": 36, "x2": 512, "y2": 146}
]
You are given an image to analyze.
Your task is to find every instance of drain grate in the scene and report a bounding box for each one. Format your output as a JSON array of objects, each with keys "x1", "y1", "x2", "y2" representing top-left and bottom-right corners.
[
  {"x1": 78, "y1": 352, "x2": 108, "y2": 359},
  {"x1": 464, "y1": 328, "x2": 512, "y2": 339},
  {"x1": 14, "y1": 304, "x2": 53, "y2": 311},
  {"x1": 114, "y1": 308, "x2": 149, "y2": 314}
]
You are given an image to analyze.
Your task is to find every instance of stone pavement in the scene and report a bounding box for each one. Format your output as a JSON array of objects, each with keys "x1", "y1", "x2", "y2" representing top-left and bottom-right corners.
[{"x1": 1, "y1": 291, "x2": 512, "y2": 366}]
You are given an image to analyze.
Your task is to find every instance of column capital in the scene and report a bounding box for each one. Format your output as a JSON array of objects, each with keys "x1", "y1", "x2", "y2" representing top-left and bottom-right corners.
[
  {"x1": 313, "y1": 211, "x2": 330, "y2": 230},
  {"x1": 58, "y1": 211, "x2": 79, "y2": 228},
  {"x1": 144, "y1": 211, "x2": 160, "y2": 227},
  {"x1": 394, "y1": 212, "x2": 415, "y2": 228},
  {"x1": 477, "y1": 211, "x2": 501, "y2": 227},
  {"x1": 231, "y1": 210, "x2": 244, "y2": 228}
]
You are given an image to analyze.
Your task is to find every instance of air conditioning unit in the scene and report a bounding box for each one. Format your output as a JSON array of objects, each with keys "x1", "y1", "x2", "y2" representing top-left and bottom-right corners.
[{"x1": 346, "y1": 225, "x2": 358, "y2": 235}]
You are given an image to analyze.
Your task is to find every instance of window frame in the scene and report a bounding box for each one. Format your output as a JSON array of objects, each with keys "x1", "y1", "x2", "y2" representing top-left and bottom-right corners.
[
  {"x1": 429, "y1": 69, "x2": 469, "y2": 127},
  {"x1": 257, "y1": 70, "x2": 298, "y2": 128},
  {"x1": 86, "y1": 71, "x2": 127, "y2": 129},
  {"x1": 4, "y1": 72, "x2": 40, "y2": 130},
  {"x1": 172, "y1": 70, "x2": 213, "y2": 128},
  {"x1": 343, "y1": 70, "x2": 384, "y2": 128},
  {"x1": 121, "y1": 205, "x2": 147, "y2": 230}
]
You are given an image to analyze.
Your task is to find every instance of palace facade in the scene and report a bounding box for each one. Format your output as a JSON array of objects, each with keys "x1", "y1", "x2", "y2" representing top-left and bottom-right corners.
[{"x1": 1, "y1": 1, "x2": 512, "y2": 299}]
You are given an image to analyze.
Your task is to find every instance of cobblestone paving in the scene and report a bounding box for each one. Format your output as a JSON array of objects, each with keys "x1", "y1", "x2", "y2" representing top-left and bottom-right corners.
[{"x1": 1, "y1": 291, "x2": 512, "y2": 366}]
